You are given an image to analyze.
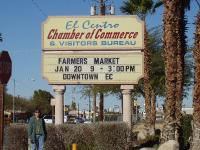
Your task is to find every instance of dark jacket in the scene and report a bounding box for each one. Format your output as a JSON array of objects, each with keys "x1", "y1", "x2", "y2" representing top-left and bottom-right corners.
[{"x1": 28, "y1": 116, "x2": 47, "y2": 141}]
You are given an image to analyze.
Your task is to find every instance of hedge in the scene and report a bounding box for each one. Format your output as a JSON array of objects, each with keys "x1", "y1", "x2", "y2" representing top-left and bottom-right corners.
[{"x1": 4, "y1": 122, "x2": 130, "y2": 150}]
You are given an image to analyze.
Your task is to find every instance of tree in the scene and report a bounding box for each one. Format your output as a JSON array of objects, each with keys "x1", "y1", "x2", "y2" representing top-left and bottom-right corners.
[
  {"x1": 161, "y1": 0, "x2": 191, "y2": 143},
  {"x1": 161, "y1": 0, "x2": 180, "y2": 142},
  {"x1": 0, "y1": 33, "x2": 2, "y2": 42},
  {"x1": 173, "y1": 0, "x2": 191, "y2": 145},
  {"x1": 190, "y1": 8, "x2": 200, "y2": 150},
  {"x1": 121, "y1": 0, "x2": 161, "y2": 136},
  {"x1": 4, "y1": 93, "x2": 13, "y2": 111},
  {"x1": 31, "y1": 89, "x2": 52, "y2": 115},
  {"x1": 70, "y1": 101, "x2": 77, "y2": 110},
  {"x1": 81, "y1": 84, "x2": 120, "y2": 122}
]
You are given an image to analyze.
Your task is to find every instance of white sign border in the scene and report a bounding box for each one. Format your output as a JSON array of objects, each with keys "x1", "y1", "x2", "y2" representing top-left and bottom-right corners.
[
  {"x1": 41, "y1": 51, "x2": 144, "y2": 85},
  {"x1": 42, "y1": 15, "x2": 144, "y2": 51}
]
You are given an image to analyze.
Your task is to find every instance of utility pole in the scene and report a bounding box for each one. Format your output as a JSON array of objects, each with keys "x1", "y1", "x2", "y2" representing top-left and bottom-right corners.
[{"x1": 99, "y1": 0, "x2": 105, "y2": 15}]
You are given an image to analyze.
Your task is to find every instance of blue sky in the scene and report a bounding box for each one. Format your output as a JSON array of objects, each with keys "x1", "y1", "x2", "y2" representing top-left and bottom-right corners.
[{"x1": 0, "y1": 0, "x2": 198, "y2": 111}]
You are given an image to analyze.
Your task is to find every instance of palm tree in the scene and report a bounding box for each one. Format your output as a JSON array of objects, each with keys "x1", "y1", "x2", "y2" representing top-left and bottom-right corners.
[
  {"x1": 0, "y1": 33, "x2": 2, "y2": 42},
  {"x1": 99, "y1": 93, "x2": 104, "y2": 121},
  {"x1": 161, "y1": 0, "x2": 180, "y2": 143},
  {"x1": 92, "y1": 91, "x2": 97, "y2": 122},
  {"x1": 161, "y1": 0, "x2": 191, "y2": 143},
  {"x1": 190, "y1": 7, "x2": 200, "y2": 150},
  {"x1": 174, "y1": 0, "x2": 191, "y2": 145},
  {"x1": 121, "y1": 0, "x2": 160, "y2": 136}
]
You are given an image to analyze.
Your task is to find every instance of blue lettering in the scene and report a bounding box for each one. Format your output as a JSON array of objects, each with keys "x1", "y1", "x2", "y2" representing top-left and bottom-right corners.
[
  {"x1": 101, "y1": 41, "x2": 106, "y2": 45},
  {"x1": 66, "y1": 21, "x2": 79, "y2": 30},
  {"x1": 82, "y1": 20, "x2": 119, "y2": 29}
]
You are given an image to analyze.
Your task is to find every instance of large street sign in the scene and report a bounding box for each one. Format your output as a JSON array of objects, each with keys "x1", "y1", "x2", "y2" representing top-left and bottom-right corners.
[
  {"x1": 42, "y1": 51, "x2": 144, "y2": 84},
  {"x1": 42, "y1": 16, "x2": 144, "y2": 51},
  {"x1": 0, "y1": 51, "x2": 12, "y2": 150},
  {"x1": 0, "y1": 51, "x2": 12, "y2": 84}
]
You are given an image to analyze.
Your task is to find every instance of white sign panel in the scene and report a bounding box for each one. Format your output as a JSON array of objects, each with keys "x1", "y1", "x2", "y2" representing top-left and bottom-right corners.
[
  {"x1": 42, "y1": 16, "x2": 144, "y2": 51},
  {"x1": 42, "y1": 51, "x2": 144, "y2": 84}
]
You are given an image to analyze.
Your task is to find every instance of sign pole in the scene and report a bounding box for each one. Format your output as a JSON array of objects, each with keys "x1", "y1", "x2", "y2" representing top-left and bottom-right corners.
[{"x1": 0, "y1": 84, "x2": 4, "y2": 150}]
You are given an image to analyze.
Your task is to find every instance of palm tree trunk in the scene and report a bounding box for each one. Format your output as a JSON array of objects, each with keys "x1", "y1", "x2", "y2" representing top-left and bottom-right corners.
[
  {"x1": 93, "y1": 92, "x2": 96, "y2": 123},
  {"x1": 99, "y1": 92, "x2": 104, "y2": 121},
  {"x1": 143, "y1": 22, "x2": 154, "y2": 136},
  {"x1": 161, "y1": 0, "x2": 179, "y2": 143},
  {"x1": 190, "y1": 11, "x2": 200, "y2": 150},
  {"x1": 149, "y1": 89, "x2": 156, "y2": 136},
  {"x1": 175, "y1": 1, "x2": 185, "y2": 144}
]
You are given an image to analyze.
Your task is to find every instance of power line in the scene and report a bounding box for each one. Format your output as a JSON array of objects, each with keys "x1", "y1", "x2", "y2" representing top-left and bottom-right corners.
[{"x1": 31, "y1": 0, "x2": 47, "y2": 18}]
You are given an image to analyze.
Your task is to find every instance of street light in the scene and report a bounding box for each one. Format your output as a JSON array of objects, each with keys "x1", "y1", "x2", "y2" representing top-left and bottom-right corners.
[{"x1": 12, "y1": 78, "x2": 35, "y2": 123}]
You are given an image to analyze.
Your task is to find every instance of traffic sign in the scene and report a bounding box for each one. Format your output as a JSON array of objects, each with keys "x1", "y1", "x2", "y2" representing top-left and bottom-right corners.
[
  {"x1": 0, "y1": 51, "x2": 12, "y2": 150},
  {"x1": 0, "y1": 51, "x2": 12, "y2": 84}
]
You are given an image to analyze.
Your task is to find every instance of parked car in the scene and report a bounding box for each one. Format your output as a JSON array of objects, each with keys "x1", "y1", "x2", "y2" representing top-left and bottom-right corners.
[
  {"x1": 84, "y1": 120, "x2": 92, "y2": 124},
  {"x1": 43, "y1": 115, "x2": 67, "y2": 124},
  {"x1": 64, "y1": 115, "x2": 68, "y2": 123},
  {"x1": 43, "y1": 115, "x2": 54, "y2": 124},
  {"x1": 74, "y1": 117, "x2": 84, "y2": 124}
]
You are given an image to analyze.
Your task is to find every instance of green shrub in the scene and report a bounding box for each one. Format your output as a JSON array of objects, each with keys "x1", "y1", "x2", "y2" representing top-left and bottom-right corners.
[
  {"x1": 44, "y1": 125, "x2": 66, "y2": 150},
  {"x1": 180, "y1": 114, "x2": 192, "y2": 150},
  {"x1": 94, "y1": 123, "x2": 130, "y2": 150},
  {"x1": 4, "y1": 122, "x2": 129, "y2": 150},
  {"x1": 6, "y1": 124, "x2": 28, "y2": 150}
]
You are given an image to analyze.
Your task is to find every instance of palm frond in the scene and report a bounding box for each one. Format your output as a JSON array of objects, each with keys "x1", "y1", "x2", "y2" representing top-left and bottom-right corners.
[
  {"x1": 120, "y1": 0, "x2": 140, "y2": 15},
  {"x1": 120, "y1": 0, "x2": 158, "y2": 20},
  {"x1": 0, "y1": 33, "x2": 2, "y2": 42},
  {"x1": 183, "y1": 0, "x2": 191, "y2": 10},
  {"x1": 195, "y1": 0, "x2": 200, "y2": 9},
  {"x1": 152, "y1": 0, "x2": 163, "y2": 13}
]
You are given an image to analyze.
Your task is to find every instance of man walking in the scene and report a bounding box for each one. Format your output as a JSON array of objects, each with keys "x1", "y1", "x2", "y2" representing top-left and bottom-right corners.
[{"x1": 28, "y1": 108, "x2": 47, "y2": 150}]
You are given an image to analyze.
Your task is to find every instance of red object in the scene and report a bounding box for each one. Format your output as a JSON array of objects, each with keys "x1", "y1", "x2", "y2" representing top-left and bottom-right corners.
[{"x1": 0, "y1": 51, "x2": 12, "y2": 84}]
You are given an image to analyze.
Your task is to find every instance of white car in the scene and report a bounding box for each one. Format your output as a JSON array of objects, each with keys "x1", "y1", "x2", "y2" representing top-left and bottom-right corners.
[
  {"x1": 84, "y1": 120, "x2": 92, "y2": 124},
  {"x1": 64, "y1": 116, "x2": 68, "y2": 123},
  {"x1": 43, "y1": 115, "x2": 67, "y2": 124},
  {"x1": 43, "y1": 115, "x2": 54, "y2": 124}
]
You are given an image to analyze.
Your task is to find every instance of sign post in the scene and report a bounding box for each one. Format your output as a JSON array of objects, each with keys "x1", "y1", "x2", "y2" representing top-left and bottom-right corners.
[
  {"x1": 0, "y1": 51, "x2": 12, "y2": 150},
  {"x1": 0, "y1": 84, "x2": 4, "y2": 150}
]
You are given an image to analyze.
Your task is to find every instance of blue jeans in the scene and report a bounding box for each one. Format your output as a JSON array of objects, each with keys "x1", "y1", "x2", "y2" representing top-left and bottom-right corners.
[{"x1": 31, "y1": 135, "x2": 44, "y2": 150}]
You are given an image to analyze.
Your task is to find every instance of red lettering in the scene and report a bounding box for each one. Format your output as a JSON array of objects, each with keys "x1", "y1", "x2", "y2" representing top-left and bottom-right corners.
[
  {"x1": 129, "y1": 32, "x2": 138, "y2": 39},
  {"x1": 133, "y1": 32, "x2": 138, "y2": 38},
  {"x1": 95, "y1": 29, "x2": 102, "y2": 39},
  {"x1": 119, "y1": 32, "x2": 125, "y2": 38},
  {"x1": 48, "y1": 29, "x2": 56, "y2": 39}
]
